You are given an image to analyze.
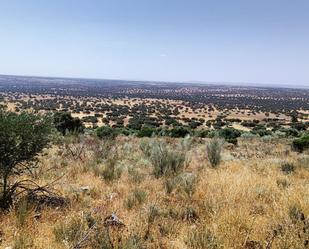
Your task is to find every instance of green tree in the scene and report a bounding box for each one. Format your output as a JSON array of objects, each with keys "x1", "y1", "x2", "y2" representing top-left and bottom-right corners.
[
  {"x1": 169, "y1": 126, "x2": 191, "y2": 138},
  {"x1": 218, "y1": 127, "x2": 241, "y2": 145},
  {"x1": 96, "y1": 126, "x2": 116, "y2": 139},
  {"x1": 137, "y1": 126, "x2": 156, "y2": 137},
  {"x1": 0, "y1": 110, "x2": 53, "y2": 209},
  {"x1": 53, "y1": 112, "x2": 83, "y2": 136},
  {"x1": 290, "y1": 111, "x2": 298, "y2": 123},
  {"x1": 292, "y1": 133, "x2": 309, "y2": 152}
]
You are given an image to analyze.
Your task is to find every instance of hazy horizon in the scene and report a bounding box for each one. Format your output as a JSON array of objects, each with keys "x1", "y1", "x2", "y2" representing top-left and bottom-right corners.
[
  {"x1": 1, "y1": 73, "x2": 308, "y2": 89},
  {"x1": 1, "y1": 0, "x2": 309, "y2": 87}
]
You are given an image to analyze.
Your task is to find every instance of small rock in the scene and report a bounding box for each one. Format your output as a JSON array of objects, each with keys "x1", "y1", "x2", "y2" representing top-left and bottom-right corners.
[
  {"x1": 80, "y1": 186, "x2": 91, "y2": 193},
  {"x1": 104, "y1": 213, "x2": 125, "y2": 227}
]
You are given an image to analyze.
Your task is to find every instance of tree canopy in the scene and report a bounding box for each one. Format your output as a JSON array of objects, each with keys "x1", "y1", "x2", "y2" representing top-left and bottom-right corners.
[{"x1": 0, "y1": 110, "x2": 53, "y2": 209}]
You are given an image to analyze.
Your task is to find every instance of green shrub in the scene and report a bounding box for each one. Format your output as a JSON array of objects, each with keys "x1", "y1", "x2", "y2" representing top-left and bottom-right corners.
[
  {"x1": 165, "y1": 177, "x2": 178, "y2": 194},
  {"x1": 169, "y1": 126, "x2": 191, "y2": 138},
  {"x1": 182, "y1": 206, "x2": 199, "y2": 223},
  {"x1": 139, "y1": 139, "x2": 153, "y2": 158},
  {"x1": 116, "y1": 127, "x2": 134, "y2": 136},
  {"x1": 137, "y1": 126, "x2": 156, "y2": 137},
  {"x1": 278, "y1": 127, "x2": 299, "y2": 137},
  {"x1": 0, "y1": 110, "x2": 53, "y2": 210},
  {"x1": 292, "y1": 133, "x2": 309, "y2": 152},
  {"x1": 53, "y1": 111, "x2": 83, "y2": 135},
  {"x1": 96, "y1": 126, "x2": 116, "y2": 139},
  {"x1": 251, "y1": 125, "x2": 271, "y2": 137},
  {"x1": 206, "y1": 138, "x2": 223, "y2": 168},
  {"x1": 147, "y1": 204, "x2": 160, "y2": 224},
  {"x1": 145, "y1": 140, "x2": 186, "y2": 177},
  {"x1": 181, "y1": 173, "x2": 198, "y2": 198},
  {"x1": 165, "y1": 173, "x2": 197, "y2": 198},
  {"x1": 218, "y1": 127, "x2": 241, "y2": 145},
  {"x1": 281, "y1": 162, "x2": 295, "y2": 174},
  {"x1": 101, "y1": 153, "x2": 122, "y2": 181},
  {"x1": 195, "y1": 129, "x2": 210, "y2": 138}
]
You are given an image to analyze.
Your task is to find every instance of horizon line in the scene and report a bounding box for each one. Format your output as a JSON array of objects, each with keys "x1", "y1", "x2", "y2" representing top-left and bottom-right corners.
[{"x1": 0, "y1": 73, "x2": 308, "y2": 90}]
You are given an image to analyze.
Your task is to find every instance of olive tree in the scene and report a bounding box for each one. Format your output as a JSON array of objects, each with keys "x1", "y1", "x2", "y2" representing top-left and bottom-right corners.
[{"x1": 0, "y1": 109, "x2": 53, "y2": 209}]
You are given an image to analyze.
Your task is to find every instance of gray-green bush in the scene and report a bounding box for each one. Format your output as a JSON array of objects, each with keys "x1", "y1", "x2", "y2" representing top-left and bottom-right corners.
[
  {"x1": 206, "y1": 138, "x2": 223, "y2": 168},
  {"x1": 142, "y1": 139, "x2": 187, "y2": 177}
]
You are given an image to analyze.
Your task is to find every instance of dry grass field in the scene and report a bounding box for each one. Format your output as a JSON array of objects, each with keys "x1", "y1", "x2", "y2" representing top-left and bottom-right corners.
[{"x1": 1, "y1": 135, "x2": 308, "y2": 249}]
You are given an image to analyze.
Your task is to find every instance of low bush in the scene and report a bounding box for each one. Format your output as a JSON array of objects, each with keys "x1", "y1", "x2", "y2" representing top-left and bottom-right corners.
[
  {"x1": 182, "y1": 206, "x2": 199, "y2": 223},
  {"x1": 195, "y1": 129, "x2": 210, "y2": 138},
  {"x1": 125, "y1": 189, "x2": 147, "y2": 210},
  {"x1": 15, "y1": 198, "x2": 33, "y2": 228},
  {"x1": 206, "y1": 138, "x2": 223, "y2": 168},
  {"x1": 292, "y1": 133, "x2": 309, "y2": 152},
  {"x1": 169, "y1": 126, "x2": 191, "y2": 138},
  {"x1": 251, "y1": 125, "x2": 272, "y2": 137},
  {"x1": 101, "y1": 153, "x2": 122, "y2": 182},
  {"x1": 165, "y1": 173, "x2": 197, "y2": 198},
  {"x1": 53, "y1": 216, "x2": 87, "y2": 247},
  {"x1": 137, "y1": 126, "x2": 156, "y2": 137},
  {"x1": 281, "y1": 162, "x2": 295, "y2": 174},
  {"x1": 128, "y1": 167, "x2": 145, "y2": 183},
  {"x1": 144, "y1": 140, "x2": 187, "y2": 177},
  {"x1": 276, "y1": 178, "x2": 290, "y2": 188},
  {"x1": 14, "y1": 232, "x2": 34, "y2": 249},
  {"x1": 185, "y1": 226, "x2": 220, "y2": 249},
  {"x1": 296, "y1": 155, "x2": 309, "y2": 170},
  {"x1": 96, "y1": 126, "x2": 116, "y2": 139},
  {"x1": 218, "y1": 127, "x2": 241, "y2": 145}
]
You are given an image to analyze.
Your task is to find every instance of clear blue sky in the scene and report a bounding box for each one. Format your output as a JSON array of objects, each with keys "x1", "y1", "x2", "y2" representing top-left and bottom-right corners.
[{"x1": 0, "y1": 0, "x2": 309, "y2": 86}]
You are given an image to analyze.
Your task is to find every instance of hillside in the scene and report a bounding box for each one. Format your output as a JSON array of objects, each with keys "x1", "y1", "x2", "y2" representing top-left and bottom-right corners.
[{"x1": 1, "y1": 134, "x2": 308, "y2": 248}]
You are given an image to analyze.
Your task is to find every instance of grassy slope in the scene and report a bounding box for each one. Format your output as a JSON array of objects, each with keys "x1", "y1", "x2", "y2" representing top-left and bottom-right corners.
[{"x1": 0, "y1": 136, "x2": 308, "y2": 249}]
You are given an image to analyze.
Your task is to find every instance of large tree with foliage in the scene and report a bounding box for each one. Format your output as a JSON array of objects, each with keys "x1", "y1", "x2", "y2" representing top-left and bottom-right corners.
[{"x1": 0, "y1": 109, "x2": 53, "y2": 209}]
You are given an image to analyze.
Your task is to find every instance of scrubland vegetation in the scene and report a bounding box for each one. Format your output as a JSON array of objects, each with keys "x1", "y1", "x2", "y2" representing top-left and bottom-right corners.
[{"x1": 0, "y1": 107, "x2": 308, "y2": 249}]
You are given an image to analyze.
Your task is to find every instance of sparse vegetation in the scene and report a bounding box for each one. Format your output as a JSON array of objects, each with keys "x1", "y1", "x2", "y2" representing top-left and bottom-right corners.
[{"x1": 0, "y1": 79, "x2": 308, "y2": 248}]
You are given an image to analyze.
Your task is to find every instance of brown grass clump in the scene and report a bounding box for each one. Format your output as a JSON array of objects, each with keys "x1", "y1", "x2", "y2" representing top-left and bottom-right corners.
[{"x1": 0, "y1": 136, "x2": 308, "y2": 248}]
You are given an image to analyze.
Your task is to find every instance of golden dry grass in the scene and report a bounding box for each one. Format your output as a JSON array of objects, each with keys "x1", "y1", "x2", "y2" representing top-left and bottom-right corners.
[{"x1": 0, "y1": 136, "x2": 308, "y2": 249}]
